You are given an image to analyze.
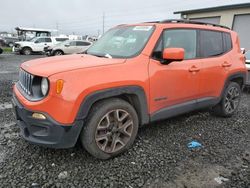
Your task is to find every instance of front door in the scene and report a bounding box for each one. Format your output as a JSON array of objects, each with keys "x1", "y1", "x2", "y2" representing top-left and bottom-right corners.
[{"x1": 149, "y1": 29, "x2": 201, "y2": 114}]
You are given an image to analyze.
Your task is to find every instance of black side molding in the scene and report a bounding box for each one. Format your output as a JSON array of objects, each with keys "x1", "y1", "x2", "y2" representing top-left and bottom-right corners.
[{"x1": 76, "y1": 86, "x2": 150, "y2": 125}]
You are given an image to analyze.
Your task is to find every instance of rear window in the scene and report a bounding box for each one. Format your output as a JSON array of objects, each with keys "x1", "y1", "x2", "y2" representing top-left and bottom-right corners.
[{"x1": 199, "y1": 30, "x2": 223, "y2": 58}]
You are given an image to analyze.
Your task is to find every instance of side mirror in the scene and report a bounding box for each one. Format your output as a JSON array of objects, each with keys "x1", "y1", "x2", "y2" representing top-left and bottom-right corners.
[
  {"x1": 162, "y1": 48, "x2": 184, "y2": 63},
  {"x1": 241, "y1": 48, "x2": 246, "y2": 54},
  {"x1": 65, "y1": 44, "x2": 70, "y2": 47},
  {"x1": 34, "y1": 40, "x2": 40, "y2": 44}
]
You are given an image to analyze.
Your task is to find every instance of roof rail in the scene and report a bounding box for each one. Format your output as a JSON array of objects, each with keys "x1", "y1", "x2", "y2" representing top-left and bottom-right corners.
[{"x1": 159, "y1": 19, "x2": 230, "y2": 30}]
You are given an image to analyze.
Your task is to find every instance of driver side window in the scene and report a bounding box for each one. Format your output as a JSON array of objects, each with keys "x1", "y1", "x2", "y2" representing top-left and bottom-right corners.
[{"x1": 152, "y1": 29, "x2": 197, "y2": 60}]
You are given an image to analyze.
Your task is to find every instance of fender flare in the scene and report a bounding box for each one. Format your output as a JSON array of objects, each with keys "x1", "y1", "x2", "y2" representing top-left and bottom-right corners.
[
  {"x1": 220, "y1": 71, "x2": 246, "y2": 97},
  {"x1": 75, "y1": 86, "x2": 150, "y2": 125}
]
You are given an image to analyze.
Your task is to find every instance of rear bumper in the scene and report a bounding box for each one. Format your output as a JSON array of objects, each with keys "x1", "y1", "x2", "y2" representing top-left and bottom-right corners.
[{"x1": 12, "y1": 93, "x2": 84, "y2": 148}]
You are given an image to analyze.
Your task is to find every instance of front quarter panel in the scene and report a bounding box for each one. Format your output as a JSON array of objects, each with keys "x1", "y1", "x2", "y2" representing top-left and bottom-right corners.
[{"x1": 45, "y1": 55, "x2": 150, "y2": 124}]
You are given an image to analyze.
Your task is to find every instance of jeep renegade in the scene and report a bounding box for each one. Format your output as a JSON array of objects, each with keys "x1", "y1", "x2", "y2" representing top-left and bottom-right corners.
[{"x1": 12, "y1": 20, "x2": 247, "y2": 159}]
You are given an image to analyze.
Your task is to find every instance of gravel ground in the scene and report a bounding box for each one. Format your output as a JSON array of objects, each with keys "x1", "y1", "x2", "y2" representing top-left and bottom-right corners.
[{"x1": 0, "y1": 54, "x2": 249, "y2": 188}]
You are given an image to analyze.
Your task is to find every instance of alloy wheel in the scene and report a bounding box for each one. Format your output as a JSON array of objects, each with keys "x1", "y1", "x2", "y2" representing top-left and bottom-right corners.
[
  {"x1": 95, "y1": 109, "x2": 134, "y2": 153},
  {"x1": 225, "y1": 86, "x2": 240, "y2": 114}
]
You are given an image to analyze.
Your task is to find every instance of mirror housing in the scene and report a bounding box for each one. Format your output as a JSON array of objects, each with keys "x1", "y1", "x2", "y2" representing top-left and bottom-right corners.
[
  {"x1": 65, "y1": 44, "x2": 70, "y2": 47},
  {"x1": 34, "y1": 40, "x2": 40, "y2": 44},
  {"x1": 162, "y1": 48, "x2": 184, "y2": 63}
]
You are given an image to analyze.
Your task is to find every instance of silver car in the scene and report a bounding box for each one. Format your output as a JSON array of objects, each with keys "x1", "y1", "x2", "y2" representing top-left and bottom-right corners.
[
  {"x1": 245, "y1": 50, "x2": 250, "y2": 86},
  {"x1": 45, "y1": 40, "x2": 92, "y2": 56}
]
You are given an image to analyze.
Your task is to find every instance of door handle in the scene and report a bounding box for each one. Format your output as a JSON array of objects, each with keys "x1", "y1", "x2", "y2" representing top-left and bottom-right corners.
[
  {"x1": 222, "y1": 61, "x2": 232, "y2": 67},
  {"x1": 189, "y1": 65, "x2": 200, "y2": 72}
]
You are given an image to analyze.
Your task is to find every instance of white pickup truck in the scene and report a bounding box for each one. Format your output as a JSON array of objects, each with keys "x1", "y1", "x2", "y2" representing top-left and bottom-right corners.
[{"x1": 13, "y1": 36, "x2": 68, "y2": 55}]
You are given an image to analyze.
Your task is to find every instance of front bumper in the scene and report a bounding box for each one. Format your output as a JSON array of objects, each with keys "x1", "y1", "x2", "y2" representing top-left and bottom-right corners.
[
  {"x1": 12, "y1": 93, "x2": 84, "y2": 148},
  {"x1": 13, "y1": 46, "x2": 21, "y2": 53}
]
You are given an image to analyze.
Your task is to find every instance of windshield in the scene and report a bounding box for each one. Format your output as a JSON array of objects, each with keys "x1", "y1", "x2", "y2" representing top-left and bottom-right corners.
[
  {"x1": 87, "y1": 25, "x2": 154, "y2": 58},
  {"x1": 245, "y1": 51, "x2": 250, "y2": 60},
  {"x1": 29, "y1": 37, "x2": 38, "y2": 42},
  {"x1": 56, "y1": 40, "x2": 70, "y2": 46}
]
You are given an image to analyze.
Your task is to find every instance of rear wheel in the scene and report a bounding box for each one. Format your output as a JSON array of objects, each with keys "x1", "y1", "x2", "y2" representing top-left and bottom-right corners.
[
  {"x1": 80, "y1": 98, "x2": 139, "y2": 159},
  {"x1": 210, "y1": 82, "x2": 241, "y2": 117}
]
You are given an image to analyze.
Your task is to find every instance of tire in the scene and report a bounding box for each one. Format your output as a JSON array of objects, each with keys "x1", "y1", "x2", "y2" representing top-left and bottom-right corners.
[
  {"x1": 22, "y1": 47, "x2": 32, "y2": 55},
  {"x1": 80, "y1": 98, "x2": 139, "y2": 160},
  {"x1": 53, "y1": 50, "x2": 64, "y2": 56},
  {"x1": 210, "y1": 82, "x2": 241, "y2": 117},
  {"x1": 8, "y1": 42, "x2": 14, "y2": 47}
]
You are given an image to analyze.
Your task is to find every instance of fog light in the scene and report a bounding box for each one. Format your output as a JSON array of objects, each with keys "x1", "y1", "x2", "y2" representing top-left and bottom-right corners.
[{"x1": 32, "y1": 113, "x2": 46, "y2": 120}]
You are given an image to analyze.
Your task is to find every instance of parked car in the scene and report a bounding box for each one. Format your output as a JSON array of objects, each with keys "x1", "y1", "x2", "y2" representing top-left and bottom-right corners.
[
  {"x1": 2, "y1": 36, "x2": 19, "y2": 47},
  {"x1": 0, "y1": 47, "x2": 3, "y2": 54},
  {"x1": 13, "y1": 36, "x2": 69, "y2": 55},
  {"x1": 45, "y1": 40, "x2": 92, "y2": 56},
  {"x1": 0, "y1": 32, "x2": 19, "y2": 47},
  {"x1": 12, "y1": 19, "x2": 247, "y2": 159},
  {"x1": 245, "y1": 50, "x2": 250, "y2": 86}
]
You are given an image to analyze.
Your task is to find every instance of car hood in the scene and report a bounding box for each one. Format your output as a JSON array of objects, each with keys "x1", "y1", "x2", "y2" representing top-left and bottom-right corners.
[
  {"x1": 15, "y1": 41, "x2": 33, "y2": 46},
  {"x1": 21, "y1": 54, "x2": 126, "y2": 77}
]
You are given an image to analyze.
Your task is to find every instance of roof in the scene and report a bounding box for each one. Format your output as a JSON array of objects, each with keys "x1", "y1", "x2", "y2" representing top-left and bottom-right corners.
[
  {"x1": 15, "y1": 27, "x2": 57, "y2": 32},
  {"x1": 174, "y1": 3, "x2": 250, "y2": 15}
]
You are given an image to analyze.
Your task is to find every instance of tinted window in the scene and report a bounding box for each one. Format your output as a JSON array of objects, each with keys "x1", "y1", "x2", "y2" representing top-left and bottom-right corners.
[
  {"x1": 163, "y1": 29, "x2": 197, "y2": 59},
  {"x1": 56, "y1": 38, "x2": 69, "y2": 42},
  {"x1": 45, "y1": 38, "x2": 52, "y2": 42},
  {"x1": 76, "y1": 41, "x2": 91, "y2": 46},
  {"x1": 223, "y1": 32, "x2": 232, "y2": 52},
  {"x1": 199, "y1": 30, "x2": 223, "y2": 57}
]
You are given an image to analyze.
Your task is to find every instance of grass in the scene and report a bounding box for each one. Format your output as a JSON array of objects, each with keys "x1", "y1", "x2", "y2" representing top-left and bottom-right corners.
[{"x1": 2, "y1": 47, "x2": 12, "y2": 53}]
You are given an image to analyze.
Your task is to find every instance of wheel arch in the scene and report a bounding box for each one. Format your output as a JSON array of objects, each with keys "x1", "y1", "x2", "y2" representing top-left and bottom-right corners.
[
  {"x1": 53, "y1": 49, "x2": 64, "y2": 55},
  {"x1": 75, "y1": 86, "x2": 150, "y2": 126},
  {"x1": 220, "y1": 71, "x2": 246, "y2": 98}
]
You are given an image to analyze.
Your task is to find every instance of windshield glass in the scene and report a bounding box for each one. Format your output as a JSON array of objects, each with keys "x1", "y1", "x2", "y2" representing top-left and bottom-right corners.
[
  {"x1": 87, "y1": 25, "x2": 154, "y2": 58},
  {"x1": 29, "y1": 37, "x2": 38, "y2": 42},
  {"x1": 56, "y1": 40, "x2": 70, "y2": 46},
  {"x1": 245, "y1": 51, "x2": 250, "y2": 60}
]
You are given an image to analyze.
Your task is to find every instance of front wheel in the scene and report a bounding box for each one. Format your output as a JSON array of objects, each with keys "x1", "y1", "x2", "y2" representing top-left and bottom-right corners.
[
  {"x1": 80, "y1": 98, "x2": 139, "y2": 159},
  {"x1": 22, "y1": 47, "x2": 32, "y2": 55},
  {"x1": 53, "y1": 50, "x2": 64, "y2": 56},
  {"x1": 210, "y1": 82, "x2": 241, "y2": 117}
]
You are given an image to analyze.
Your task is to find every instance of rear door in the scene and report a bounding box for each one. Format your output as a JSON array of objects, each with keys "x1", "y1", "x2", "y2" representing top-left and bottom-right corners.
[
  {"x1": 198, "y1": 30, "x2": 232, "y2": 98},
  {"x1": 64, "y1": 41, "x2": 77, "y2": 54}
]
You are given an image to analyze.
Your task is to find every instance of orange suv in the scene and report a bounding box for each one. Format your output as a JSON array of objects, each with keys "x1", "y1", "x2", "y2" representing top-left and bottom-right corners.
[{"x1": 12, "y1": 20, "x2": 247, "y2": 159}]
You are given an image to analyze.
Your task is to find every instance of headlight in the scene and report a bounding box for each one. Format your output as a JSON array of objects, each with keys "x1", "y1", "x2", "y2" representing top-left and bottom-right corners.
[{"x1": 41, "y1": 78, "x2": 49, "y2": 96}]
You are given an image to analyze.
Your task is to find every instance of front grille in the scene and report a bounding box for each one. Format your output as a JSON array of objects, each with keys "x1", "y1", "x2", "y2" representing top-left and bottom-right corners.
[{"x1": 18, "y1": 69, "x2": 34, "y2": 95}]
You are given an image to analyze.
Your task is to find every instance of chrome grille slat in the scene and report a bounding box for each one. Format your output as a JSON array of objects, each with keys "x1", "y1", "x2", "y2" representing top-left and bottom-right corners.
[{"x1": 18, "y1": 69, "x2": 33, "y2": 96}]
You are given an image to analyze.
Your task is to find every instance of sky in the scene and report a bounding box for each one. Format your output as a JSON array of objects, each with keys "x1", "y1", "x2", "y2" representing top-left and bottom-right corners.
[{"x1": 0, "y1": 0, "x2": 249, "y2": 36}]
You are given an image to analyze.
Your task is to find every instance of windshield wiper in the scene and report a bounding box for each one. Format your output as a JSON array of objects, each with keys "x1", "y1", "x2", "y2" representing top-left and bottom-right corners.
[
  {"x1": 104, "y1": 54, "x2": 112, "y2": 58},
  {"x1": 88, "y1": 53, "x2": 112, "y2": 58}
]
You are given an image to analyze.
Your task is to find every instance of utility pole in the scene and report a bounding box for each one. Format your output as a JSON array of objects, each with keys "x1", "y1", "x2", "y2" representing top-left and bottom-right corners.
[{"x1": 102, "y1": 12, "x2": 105, "y2": 34}]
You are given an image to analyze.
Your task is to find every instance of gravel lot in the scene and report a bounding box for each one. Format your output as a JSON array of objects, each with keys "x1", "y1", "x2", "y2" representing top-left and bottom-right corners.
[{"x1": 0, "y1": 54, "x2": 249, "y2": 188}]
